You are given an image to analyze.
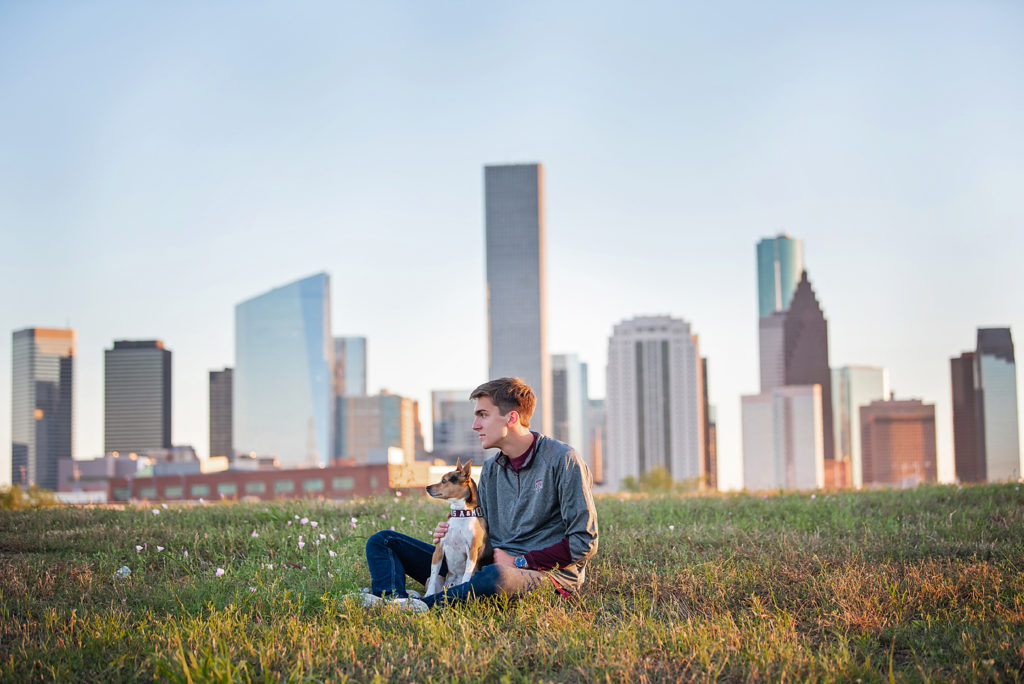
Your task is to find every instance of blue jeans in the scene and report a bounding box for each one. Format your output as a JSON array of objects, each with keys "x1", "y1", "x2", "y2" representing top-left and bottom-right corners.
[{"x1": 365, "y1": 529, "x2": 549, "y2": 609}]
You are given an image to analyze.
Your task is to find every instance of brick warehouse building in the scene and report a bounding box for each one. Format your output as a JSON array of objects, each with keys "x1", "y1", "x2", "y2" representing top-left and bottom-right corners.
[{"x1": 106, "y1": 462, "x2": 433, "y2": 503}]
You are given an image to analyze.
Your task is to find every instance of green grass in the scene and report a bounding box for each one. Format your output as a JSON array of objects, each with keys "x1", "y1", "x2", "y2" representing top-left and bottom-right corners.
[{"x1": 2, "y1": 484, "x2": 1023, "y2": 682}]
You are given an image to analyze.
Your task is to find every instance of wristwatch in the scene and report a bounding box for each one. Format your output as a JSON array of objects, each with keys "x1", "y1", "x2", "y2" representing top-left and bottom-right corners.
[{"x1": 514, "y1": 555, "x2": 528, "y2": 569}]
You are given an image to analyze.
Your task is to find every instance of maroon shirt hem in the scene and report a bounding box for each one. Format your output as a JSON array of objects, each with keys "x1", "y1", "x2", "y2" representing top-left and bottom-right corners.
[{"x1": 524, "y1": 537, "x2": 573, "y2": 571}]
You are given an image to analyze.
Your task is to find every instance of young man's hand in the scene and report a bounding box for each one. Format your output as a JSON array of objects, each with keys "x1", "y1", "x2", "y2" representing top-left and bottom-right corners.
[
  {"x1": 492, "y1": 548, "x2": 518, "y2": 567},
  {"x1": 432, "y1": 521, "x2": 448, "y2": 544}
]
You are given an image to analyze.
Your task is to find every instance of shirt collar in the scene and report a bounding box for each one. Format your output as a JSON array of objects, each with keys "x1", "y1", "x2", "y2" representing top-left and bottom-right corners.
[{"x1": 502, "y1": 432, "x2": 539, "y2": 472}]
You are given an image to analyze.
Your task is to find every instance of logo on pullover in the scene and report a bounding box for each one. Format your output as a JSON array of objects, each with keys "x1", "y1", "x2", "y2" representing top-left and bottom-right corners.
[{"x1": 534, "y1": 477, "x2": 544, "y2": 492}]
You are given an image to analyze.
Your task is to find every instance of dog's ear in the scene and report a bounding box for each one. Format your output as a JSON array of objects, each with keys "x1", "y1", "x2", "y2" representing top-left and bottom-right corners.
[
  {"x1": 459, "y1": 460, "x2": 472, "y2": 480},
  {"x1": 454, "y1": 457, "x2": 462, "y2": 471}
]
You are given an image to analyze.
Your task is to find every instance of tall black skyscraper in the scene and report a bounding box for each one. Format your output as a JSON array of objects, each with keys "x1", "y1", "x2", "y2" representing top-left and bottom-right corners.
[
  {"x1": 104, "y1": 340, "x2": 171, "y2": 455},
  {"x1": 209, "y1": 368, "x2": 233, "y2": 460}
]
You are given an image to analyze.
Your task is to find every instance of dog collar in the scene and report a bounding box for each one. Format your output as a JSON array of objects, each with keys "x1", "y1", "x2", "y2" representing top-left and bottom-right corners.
[{"x1": 448, "y1": 509, "x2": 484, "y2": 518}]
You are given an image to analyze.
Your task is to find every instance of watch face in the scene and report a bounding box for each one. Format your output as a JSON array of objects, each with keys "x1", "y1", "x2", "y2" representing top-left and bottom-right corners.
[{"x1": 515, "y1": 556, "x2": 527, "y2": 568}]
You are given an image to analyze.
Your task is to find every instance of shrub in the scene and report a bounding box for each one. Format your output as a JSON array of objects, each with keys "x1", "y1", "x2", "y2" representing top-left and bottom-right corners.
[{"x1": 0, "y1": 484, "x2": 58, "y2": 510}]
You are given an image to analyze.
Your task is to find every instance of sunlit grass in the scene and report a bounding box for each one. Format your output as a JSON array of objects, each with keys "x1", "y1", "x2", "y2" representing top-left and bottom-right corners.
[{"x1": 2, "y1": 484, "x2": 1023, "y2": 681}]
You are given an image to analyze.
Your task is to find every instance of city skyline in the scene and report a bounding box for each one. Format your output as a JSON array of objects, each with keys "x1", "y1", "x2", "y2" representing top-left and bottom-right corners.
[{"x1": 2, "y1": 2, "x2": 1023, "y2": 490}]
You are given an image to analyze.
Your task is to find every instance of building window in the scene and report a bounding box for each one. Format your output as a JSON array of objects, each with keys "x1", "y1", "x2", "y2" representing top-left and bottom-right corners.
[
  {"x1": 113, "y1": 488, "x2": 130, "y2": 502},
  {"x1": 332, "y1": 476, "x2": 354, "y2": 490},
  {"x1": 369, "y1": 475, "x2": 378, "y2": 488},
  {"x1": 191, "y1": 484, "x2": 210, "y2": 497},
  {"x1": 138, "y1": 486, "x2": 156, "y2": 499},
  {"x1": 245, "y1": 481, "x2": 266, "y2": 494},
  {"x1": 218, "y1": 482, "x2": 237, "y2": 496},
  {"x1": 164, "y1": 485, "x2": 183, "y2": 499},
  {"x1": 303, "y1": 478, "x2": 324, "y2": 492},
  {"x1": 274, "y1": 480, "x2": 295, "y2": 493}
]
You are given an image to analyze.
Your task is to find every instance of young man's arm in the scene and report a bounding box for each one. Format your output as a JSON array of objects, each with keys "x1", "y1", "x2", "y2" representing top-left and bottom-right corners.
[{"x1": 522, "y1": 449, "x2": 599, "y2": 571}]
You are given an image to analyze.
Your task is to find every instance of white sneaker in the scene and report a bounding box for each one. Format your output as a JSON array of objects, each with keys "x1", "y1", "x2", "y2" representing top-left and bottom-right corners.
[
  {"x1": 359, "y1": 587, "x2": 422, "y2": 599},
  {"x1": 392, "y1": 597, "x2": 429, "y2": 613},
  {"x1": 341, "y1": 592, "x2": 384, "y2": 608}
]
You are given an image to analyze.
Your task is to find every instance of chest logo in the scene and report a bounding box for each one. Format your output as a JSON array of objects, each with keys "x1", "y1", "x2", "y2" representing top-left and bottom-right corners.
[{"x1": 534, "y1": 477, "x2": 544, "y2": 492}]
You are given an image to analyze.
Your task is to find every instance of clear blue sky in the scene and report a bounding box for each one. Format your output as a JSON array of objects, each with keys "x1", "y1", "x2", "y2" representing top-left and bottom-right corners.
[{"x1": 2, "y1": 1, "x2": 1022, "y2": 489}]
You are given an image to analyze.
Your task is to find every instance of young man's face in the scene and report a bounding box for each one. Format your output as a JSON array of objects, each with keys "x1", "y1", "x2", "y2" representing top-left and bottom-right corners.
[{"x1": 472, "y1": 396, "x2": 513, "y2": 451}]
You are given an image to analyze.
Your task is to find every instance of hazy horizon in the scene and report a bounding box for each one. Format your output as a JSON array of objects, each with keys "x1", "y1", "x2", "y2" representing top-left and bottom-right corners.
[{"x1": 3, "y1": 1, "x2": 1023, "y2": 489}]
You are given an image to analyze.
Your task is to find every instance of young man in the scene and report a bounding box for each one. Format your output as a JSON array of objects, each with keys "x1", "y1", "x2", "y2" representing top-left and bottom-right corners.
[{"x1": 354, "y1": 377, "x2": 599, "y2": 611}]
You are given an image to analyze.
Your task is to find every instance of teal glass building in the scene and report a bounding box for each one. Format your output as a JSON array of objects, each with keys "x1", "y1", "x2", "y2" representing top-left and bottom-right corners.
[
  {"x1": 234, "y1": 273, "x2": 333, "y2": 468},
  {"x1": 756, "y1": 235, "x2": 804, "y2": 318}
]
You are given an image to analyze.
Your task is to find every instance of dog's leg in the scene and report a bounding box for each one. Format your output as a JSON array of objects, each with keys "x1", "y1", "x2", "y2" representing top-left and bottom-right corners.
[
  {"x1": 425, "y1": 543, "x2": 445, "y2": 596},
  {"x1": 461, "y1": 536, "x2": 487, "y2": 584}
]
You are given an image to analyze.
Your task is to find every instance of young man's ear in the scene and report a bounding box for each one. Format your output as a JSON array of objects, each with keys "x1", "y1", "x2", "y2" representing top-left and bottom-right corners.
[{"x1": 506, "y1": 410, "x2": 519, "y2": 427}]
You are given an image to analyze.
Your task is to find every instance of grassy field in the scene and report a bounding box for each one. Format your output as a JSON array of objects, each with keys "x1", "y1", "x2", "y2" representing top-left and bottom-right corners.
[{"x1": 2, "y1": 484, "x2": 1023, "y2": 682}]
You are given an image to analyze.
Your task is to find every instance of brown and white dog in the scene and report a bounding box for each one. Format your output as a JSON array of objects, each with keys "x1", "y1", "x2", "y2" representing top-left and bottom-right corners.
[{"x1": 424, "y1": 459, "x2": 492, "y2": 596}]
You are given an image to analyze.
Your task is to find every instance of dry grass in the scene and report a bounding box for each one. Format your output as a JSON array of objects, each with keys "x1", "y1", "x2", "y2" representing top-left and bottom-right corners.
[{"x1": 2, "y1": 483, "x2": 1023, "y2": 681}]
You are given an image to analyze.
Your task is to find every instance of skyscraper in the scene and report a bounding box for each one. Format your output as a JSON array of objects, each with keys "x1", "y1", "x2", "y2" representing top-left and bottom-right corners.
[
  {"x1": 484, "y1": 162, "x2": 550, "y2": 433},
  {"x1": 950, "y1": 351, "x2": 981, "y2": 482},
  {"x1": 756, "y1": 234, "x2": 804, "y2": 319},
  {"x1": 701, "y1": 357, "x2": 718, "y2": 490},
  {"x1": 104, "y1": 340, "x2": 171, "y2": 456},
  {"x1": 209, "y1": 368, "x2": 233, "y2": 461},
  {"x1": 860, "y1": 399, "x2": 937, "y2": 488},
  {"x1": 334, "y1": 336, "x2": 367, "y2": 397},
  {"x1": 974, "y1": 328, "x2": 1021, "y2": 481},
  {"x1": 431, "y1": 389, "x2": 487, "y2": 465},
  {"x1": 234, "y1": 273, "x2": 333, "y2": 468},
  {"x1": 605, "y1": 315, "x2": 705, "y2": 491},
  {"x1": 551, "y1": 353, "x2": 587, "y2": 465},
  {"x1": 748, "y1": 234, "x2": 836, "y2": 490},
  {"x1": 587, "y1": 398, "x2": 605, "y2": 486},
  {"x1": 10, "y1": 328, "x2": 74, "y2": 489},
  {"x1": 778, "y1": 272, "x2": 835, "y2": 462},
  {"x1": 336, "y1": 391, "x2": 419, "y2": 465},
  {"x1": 832, "y1": 365, "x2": 890, "y2": 488},
  {"x1": 742, "y1": 385, "x2": 824, "y2": 491}
]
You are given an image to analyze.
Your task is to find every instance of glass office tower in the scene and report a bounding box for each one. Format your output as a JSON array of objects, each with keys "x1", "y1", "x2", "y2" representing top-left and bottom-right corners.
[
  {"x1": 484, "y1": 163, "x2": 551, "y2": 432},
  {"x1": 974, "y1": 328, "x2": 1021, "y2": 481},
  {"x1": 234, "y1": 273, "x2": 333, "y2": 468},
  {"x1": 832, "y1": 365, "x2": 890, "y2": 488},
  {"x1": 10, "y1": 328, "x2": 75, "y2": 489},
  {"x1": 756, "y1": 234, "x2": 804, "y2": 318}
]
